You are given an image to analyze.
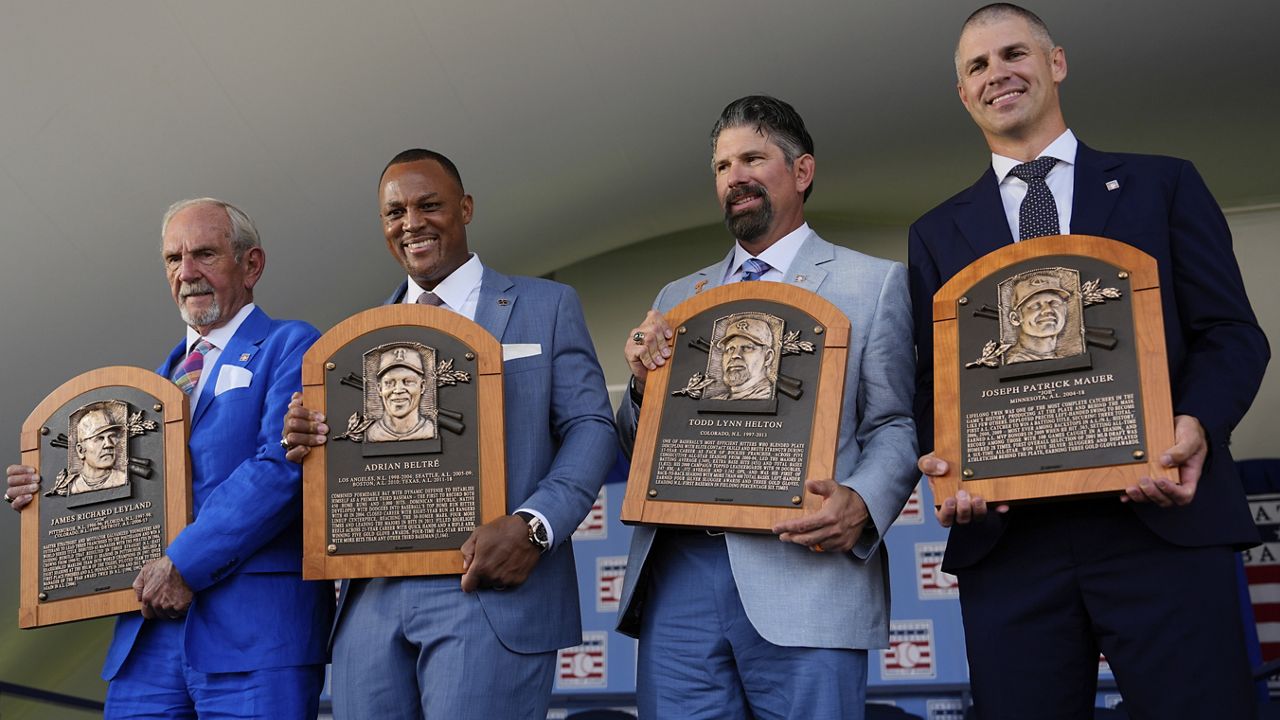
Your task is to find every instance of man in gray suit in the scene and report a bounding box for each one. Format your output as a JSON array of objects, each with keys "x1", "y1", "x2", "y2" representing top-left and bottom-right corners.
[{"x1": 618, "y1": 95, "x2": 919, "y2": 719}]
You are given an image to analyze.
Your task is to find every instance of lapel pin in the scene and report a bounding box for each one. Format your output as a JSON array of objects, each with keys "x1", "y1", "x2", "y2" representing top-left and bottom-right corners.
[
  {"x1": 239, "y1": 353, "x2": 251, "y2": 362},
  {"x1": 794, "y1": 274, "x2": 807, "y2": 282},
  {"x1": 1105, "y1": 180, "x2": 1120, "y2": 191},
  {"x1": 497, "y1": 298, "x2": 509, "y2": 306},
  {"x1": 694, "y1": 279, "x2": 708, "y2": 294}
]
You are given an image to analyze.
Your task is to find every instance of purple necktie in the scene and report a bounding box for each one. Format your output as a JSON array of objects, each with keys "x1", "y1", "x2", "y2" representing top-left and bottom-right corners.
[{"x1": 740, "y1": 258, "x2": 772, "y2": 282}]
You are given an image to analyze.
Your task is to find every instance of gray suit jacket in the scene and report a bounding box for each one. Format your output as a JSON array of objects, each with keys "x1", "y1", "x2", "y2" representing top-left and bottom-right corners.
[{"x1": 616, "y1": 230, "x2": 918, "y2": 649}]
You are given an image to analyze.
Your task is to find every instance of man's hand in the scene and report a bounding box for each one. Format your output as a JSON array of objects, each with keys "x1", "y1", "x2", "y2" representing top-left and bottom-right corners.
[
  {"x1": 133, "y1": 556, "x2": 193, "y2": 620},
  {"x1": 5, "y1": 465, "x2": 40, "y2": 512},
  {"x1": 623, "y1": 310, "x2": 674, "y2": 395},
  {"x1": 1123, "y1": 414, "x2": 1205, "y2": 507},
  {"x1": 282, "y1": 392, "x2": 329, "y2": 464},
  {"x1": 459, "y1": 515, "x2": 541, "y2": 593},
  {"x1": 919, "y1": 453, "x2": 1008, "y2": 527},
  {"x1": 772, "y1": 479, "x2": 869, "y2": 553}
]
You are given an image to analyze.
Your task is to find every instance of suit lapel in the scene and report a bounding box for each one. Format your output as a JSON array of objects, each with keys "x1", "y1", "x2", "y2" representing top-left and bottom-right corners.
[
  {"x1": 954, "y1": 168, "x2": 1014, "y2": 261},
  {"x1": 474, "y1": 267, "x2": 516, "y2": 341},
  {"x1": 1070, "y1": 143, "x2": 1125, "y2": 236},
  {"x1": 190, "y1": 307, "x2": 269, "y2": 428},
  {"x1": 784, "y1": 231, "x2": 832, "y2": 293}
]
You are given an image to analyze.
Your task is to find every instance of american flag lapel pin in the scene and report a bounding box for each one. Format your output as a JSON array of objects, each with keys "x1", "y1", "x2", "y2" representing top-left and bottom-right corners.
[{"x1": 1105, "y1": 180, "x2": 1120, "y2": 191}]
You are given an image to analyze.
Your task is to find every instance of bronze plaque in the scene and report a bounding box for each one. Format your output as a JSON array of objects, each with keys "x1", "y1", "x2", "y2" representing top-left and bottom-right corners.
[
  {"x1": 301, "y1": 305, "x2": 506, "y2": 580},
  {"x1": 930, "y1": 235, "x2": 1176, "y2": 505},
  {"x1": 20, "y1": 367, "x2": 190, "y2": 628},
  {"x1": 622, "y1": 282, "x2": 850, "y2": 532}
]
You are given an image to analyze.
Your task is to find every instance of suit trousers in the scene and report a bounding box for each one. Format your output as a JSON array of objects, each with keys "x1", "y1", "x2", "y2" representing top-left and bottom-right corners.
[
  {"x1": 636, "y1": 531, "x2": 868, "y2": 720},
  {"x1": 957, "y1": 499, "x2": 1255, "y2": 720},
  {"x1": 331, "y1": 576, "x2": 555, "y2": 720},
  {"x1": 105, "y1": 618, "x2": 324, "y2": 719}
]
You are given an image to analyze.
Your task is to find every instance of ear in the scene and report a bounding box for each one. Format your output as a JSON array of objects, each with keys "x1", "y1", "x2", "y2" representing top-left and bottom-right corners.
[
  {"x1": 241, "y1": 246, "x2": 266, "y2": 291},
  {"x1": 793, "y1": 154, "x2": 815, "y2": 195},
  {"x1": 461, "y1": 194, "x2": 475, "y2": 225},
  {"x1": 1050, "y1": 46, "x2": 1067, "y2": 83},
  {"x1": 1008, "y1": 311, "x2": 1021, "y2": 327}
]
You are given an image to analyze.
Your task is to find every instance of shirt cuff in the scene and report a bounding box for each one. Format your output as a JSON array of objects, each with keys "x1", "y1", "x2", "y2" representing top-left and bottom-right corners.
[{"x1": 515, "y1": 506, "x2": 555, "y2": 548}]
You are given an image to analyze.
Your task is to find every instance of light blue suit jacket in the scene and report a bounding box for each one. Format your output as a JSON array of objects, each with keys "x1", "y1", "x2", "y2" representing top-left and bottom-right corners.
[
  {"x1": 103, "y1": 306, "x2": 334, "y2": 678},
  {"x1": 329, "y1": 267, "x2": 617, "y2": 654},
  {"x1": 616, "y1": 231, "x2": 919, "y2": 650}
]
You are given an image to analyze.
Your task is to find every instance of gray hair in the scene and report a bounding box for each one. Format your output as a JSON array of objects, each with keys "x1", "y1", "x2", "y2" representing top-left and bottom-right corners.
[
  {"x1": 956, "y1": 3, "x2": 1056, "y2": 75},
  {"x1": 161, "y1": 198, "x2": 261, "y2": 260}
]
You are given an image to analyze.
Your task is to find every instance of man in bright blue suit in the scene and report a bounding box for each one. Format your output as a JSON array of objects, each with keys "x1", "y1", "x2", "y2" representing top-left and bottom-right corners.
[
  {"x1": 7, "y1": 198, "x2": 333, "y2": 718},
  {"x1": 618, "y1": 96, "x2": 919, "y2": 719},
  {"x1": 910, "y1": 5, "x2": 1269, "y2": 718},
  {"x1": 283, "y1": 149, "x2": 616, "y2": 719}
]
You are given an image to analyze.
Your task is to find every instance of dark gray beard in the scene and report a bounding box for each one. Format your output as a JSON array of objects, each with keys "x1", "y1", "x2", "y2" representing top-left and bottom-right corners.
[{"x1": 723, "y1": 190, "x2": 773, "y2": 244}]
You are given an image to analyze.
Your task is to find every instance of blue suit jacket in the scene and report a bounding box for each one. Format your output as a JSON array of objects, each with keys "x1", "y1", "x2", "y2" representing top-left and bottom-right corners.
[
  {"x1": 908, "y1": 143, "x2": 1270, "y2": 569},
  {"x1": 616, "y1": 231, "x2": 920, "y2": 650},
  {"x1": 329, "y1": 267, "x2": 616, "y2": 654},
  {"x1": 102, "y1": 306, "x2": 334, "y2": 678}
]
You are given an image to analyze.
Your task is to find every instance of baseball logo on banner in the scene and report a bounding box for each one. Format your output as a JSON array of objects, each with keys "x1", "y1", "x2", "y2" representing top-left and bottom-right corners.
[
  {"x1": 916, "y1": 541, "x2": 959, "y2": 599},
  {"x1": 556, "y1": 632, "x2": 607, "y2": 688},
  {"x1": 894, "y1": 482, "x2": 924, "y2": 526},
  {"x1": 596, "y1": 555, "x2": 627, "y2": 612},
  {"x1": 574, "y1": 486, "x2": 608, "y2": 540},
  {"x1": 882, "y1": 619, "x2": 936, "y2": 680},
  {"x1": 927, "y1": 698, "x2": 966, "y2": 720},
  {"x1": 1098, "y1": 653, "x2": 1111, "y2": 677},
  {"x1": 1246, "y1": 493, "x2": 1280, "y2": 691}
]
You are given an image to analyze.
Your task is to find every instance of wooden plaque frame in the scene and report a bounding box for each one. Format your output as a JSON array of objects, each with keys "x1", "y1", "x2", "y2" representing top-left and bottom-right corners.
[
  {"x1": 301, "y1": 305, "x2": 505, "y2": 580},
  {"x1": 930, "y1": 235, "x2": 1175, "y2": 505},
  {"x1": 621, "y1": 282, "x2": 850, "y2": 531},
  {"x1": 20, "y1": 366, "x2": 190, "y2": 628}
]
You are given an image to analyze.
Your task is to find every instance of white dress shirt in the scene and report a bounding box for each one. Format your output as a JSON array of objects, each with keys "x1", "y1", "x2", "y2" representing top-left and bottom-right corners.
[
  {"x1": 722, "y1": 223, "x2": 812, "y2": 284},
  {"x1": 992, "y1": 129, "x2": 1078, "y2": 241}
]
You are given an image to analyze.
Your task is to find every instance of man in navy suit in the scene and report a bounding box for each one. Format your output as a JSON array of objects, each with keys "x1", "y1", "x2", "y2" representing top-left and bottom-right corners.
[
  {"x1": 7, "y1": 198, "x2": 332, "y2": 718},
  {"x1": 283, "y1": 149, "x2": 616, "y2": 719},
  {"x1": 910, "y1": 5, "x2": 1269, "y2": 718}
]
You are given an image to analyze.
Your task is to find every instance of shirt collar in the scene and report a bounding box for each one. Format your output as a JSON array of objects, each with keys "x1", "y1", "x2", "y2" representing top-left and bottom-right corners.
[
  {"x1": 404, "y1": 253, "x2": 483, "y2": 310},
  {"x1": 730, "y1": 222, "x2": 811, "y2": 278},
  {"x1": 992, "y1": 129, "x2": 1078, "y2": 184},
  {"x1": 185, "y1": 302, "x2": 256, "y2": 353}
]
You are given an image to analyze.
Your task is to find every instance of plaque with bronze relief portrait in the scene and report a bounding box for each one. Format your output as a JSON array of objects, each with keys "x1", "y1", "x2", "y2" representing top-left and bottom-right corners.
[
  {"x1": 300, "y1": 305, "x2": 505, "y2": 580},
  {"x1": 621, "y1": 282, "x2": 849, "y2": 532},
  {"x1": 929, "y1": 235, "x2": 1176, "y2": 506},
  {"x1": 19, "y1": 366, "x2": 190, "y2": 628}
]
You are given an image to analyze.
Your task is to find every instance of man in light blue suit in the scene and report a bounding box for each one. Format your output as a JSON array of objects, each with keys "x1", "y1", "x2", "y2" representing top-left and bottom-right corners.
[
  {"x1": 7, "y1": 198, "x2": 333, "y2": 718},
  {"x1": 618, "y1": 96, "x2": 919, "y2": 719},
  {"x1": 283, "y1": 149, "x2": 616, "y2": 719}
]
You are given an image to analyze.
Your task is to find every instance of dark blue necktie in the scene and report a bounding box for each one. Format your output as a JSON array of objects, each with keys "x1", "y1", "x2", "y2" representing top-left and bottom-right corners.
[{"x1": 1009, "y1": 156, "x2": 1060, "y2": 241}]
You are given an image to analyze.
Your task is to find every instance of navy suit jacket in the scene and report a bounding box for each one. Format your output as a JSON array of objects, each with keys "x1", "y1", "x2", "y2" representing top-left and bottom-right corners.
[
  {"x1": 329, "y1": 267, "x2": 616, "y2": 654},
  {"x1": 102, "y1": 306, "x2": 334, "y2": 678},
  {"x1": 908, "y1": 143, "x2": 1269, "y2": 569}
]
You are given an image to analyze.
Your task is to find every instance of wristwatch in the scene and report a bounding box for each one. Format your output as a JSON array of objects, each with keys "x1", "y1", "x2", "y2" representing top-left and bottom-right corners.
[{"x1": 515, "y1": 511, "x2": 550, "y2": 553}]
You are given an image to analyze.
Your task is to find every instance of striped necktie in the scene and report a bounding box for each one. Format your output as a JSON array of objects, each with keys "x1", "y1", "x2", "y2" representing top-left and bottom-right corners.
[
  {"x1": 740, "y1": 258, "x2": 772, "y2": 282},
  {"x1": 172, "y1": 339, "x2": 213, "y2": 396}
]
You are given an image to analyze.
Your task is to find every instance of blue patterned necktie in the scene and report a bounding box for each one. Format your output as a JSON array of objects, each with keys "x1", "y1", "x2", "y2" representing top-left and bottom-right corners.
[
  {"x1": 1008, "y1": 156, "x2": 1060, "y2": 241},
  {"x1": 740, "y1": 258, "x2": 772, "y2": 282}
]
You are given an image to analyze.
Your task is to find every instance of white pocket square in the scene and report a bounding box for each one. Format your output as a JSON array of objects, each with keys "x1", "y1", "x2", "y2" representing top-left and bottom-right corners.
[
  {"x1": 214, "y1": 365, "x2": 253, "y2": 396},
  {"x1": 502, "y1": 343, "x2": 541, "y2": 361}
]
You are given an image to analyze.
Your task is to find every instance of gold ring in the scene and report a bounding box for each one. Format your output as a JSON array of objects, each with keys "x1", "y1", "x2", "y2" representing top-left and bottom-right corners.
[
  {"x1": 632, "y1": 331, "x2": 646, "y2": 345},
  {"x1": 810, "y1": 543, "x2": 824, "y2": 553}
]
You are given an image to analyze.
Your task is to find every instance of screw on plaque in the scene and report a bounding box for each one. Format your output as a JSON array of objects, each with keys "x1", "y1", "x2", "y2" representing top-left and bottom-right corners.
[
  {"x1": 678, "y1": 326, "x2": 687, "y2": 335},
  {"x1": 647, "y1": 489, "x2": 658, "y2": 498},
  {"x1": 1132, "y1": 450, "x2": 1146, "y2": 460},
  {"x1": 962, "y1": 468, "x2": 974, "y2": 478},
  {"x1": 327, "y1": 544, "x2": 338, "y2": 554},
  {"x1": 465, "y1": 352, "x2": 475, "y2": 361},
  {"x1": 40, "y1": 426, "x2": 49, "y2": 436},
  {"x1": 791, "y1": 495, "x2": 802, "y2": 505},
  {"x1": 38, "y1": 592, "x2": 48, "y2": 601},
  {"x1": 153, "y1": 403, "x2": 163, "y2": 412},
  {"x1": 814, "y1": 326, "x2": 824, "y2": 334},
  {"x1": 325, "y1": 362, "x2": 336, "y2": 371},
  {"x1": 959, "y1": 296, "x2": 969, "y2": 306},
  {"x1": 1118, "y1": 271, "x2": 1129, "y2": 279}
]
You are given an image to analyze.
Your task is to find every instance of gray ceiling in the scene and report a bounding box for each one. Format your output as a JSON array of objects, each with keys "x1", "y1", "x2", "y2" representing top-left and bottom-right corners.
[{"x1": 1, "y1": 0, "x2": 1277, "y2": 383}]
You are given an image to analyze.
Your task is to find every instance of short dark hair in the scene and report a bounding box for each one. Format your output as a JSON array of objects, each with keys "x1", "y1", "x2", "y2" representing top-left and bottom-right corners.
[
  {"x1": 958, "y1": 3, "x2": 1055, "y2": 68},
  {"x1": 379, "y1": 149, "x2": 465, "y2": 192},
  {"x1": 710, "y1": 95, "x2": 816, "y2": 201}
]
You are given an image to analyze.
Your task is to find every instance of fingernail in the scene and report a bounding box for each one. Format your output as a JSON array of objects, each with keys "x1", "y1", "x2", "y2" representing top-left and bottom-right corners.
[
  {"x1": 957, "y1": 490, "x2": 969, "y2": 501},
  {"x1": 1160, "y1": 454, "x2": 1174, "y2": 467}
]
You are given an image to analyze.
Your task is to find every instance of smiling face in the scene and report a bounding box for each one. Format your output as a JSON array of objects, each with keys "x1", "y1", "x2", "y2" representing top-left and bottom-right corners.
[
  {"x1": 955, "y1": 14, "x2": 1068, "y2": 156},
  {"x1": 1012, "y1": 290, "x2": 1067, "y2": 338},
  {"x1": 162, "y1": 204, "x2": 263, "y2": 334},
  {"x1": 712, "y1": 125, "x2": 813, "y2": 251},
  {"x1": 379, "y1": 366, "x2": 424, "y2": 421},
  {"x1": 380, "y1": 159, "x2": 473, "y2": 290}
]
